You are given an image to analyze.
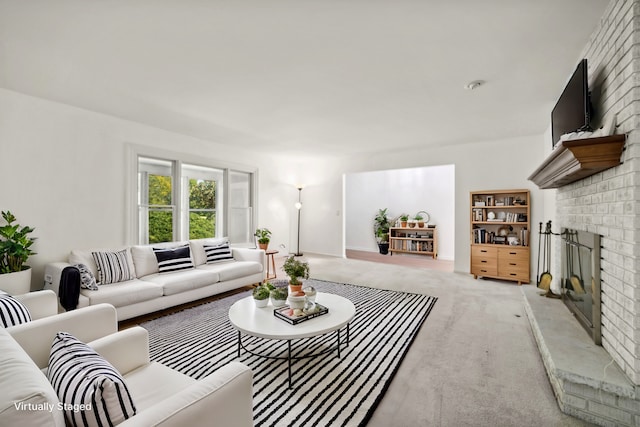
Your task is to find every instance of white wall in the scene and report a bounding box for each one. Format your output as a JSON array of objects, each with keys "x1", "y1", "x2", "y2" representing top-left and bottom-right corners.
[
  {"x1": 0, "y1": 88, "x2": 277, "y2": 289},
  {"x1": 344, "y1": 165, "x2": 455, "y2": 260}
]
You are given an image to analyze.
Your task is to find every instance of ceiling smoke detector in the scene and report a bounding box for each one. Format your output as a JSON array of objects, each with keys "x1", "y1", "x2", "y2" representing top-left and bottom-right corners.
[{"x1": 464, "y1": 80, "x2": 485, "y2": 90}]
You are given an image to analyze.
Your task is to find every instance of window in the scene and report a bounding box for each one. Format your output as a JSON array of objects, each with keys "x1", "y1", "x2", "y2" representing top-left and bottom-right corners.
[{"x1": 135, "y1": 153, "x2": 255, "y2": 245}]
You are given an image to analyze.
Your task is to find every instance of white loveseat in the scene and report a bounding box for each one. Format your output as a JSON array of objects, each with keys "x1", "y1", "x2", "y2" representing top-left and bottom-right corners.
[
  {"x1": 1, "y1": 303, "x2": 254, "y2": 427},
  {"x1": 44, "y1": 239, "x2": 264, "y2": 320}
]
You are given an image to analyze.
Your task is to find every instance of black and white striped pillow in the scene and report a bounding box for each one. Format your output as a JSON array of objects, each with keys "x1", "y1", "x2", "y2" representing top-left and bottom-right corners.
[
  {"x1": 73, "y1": 263, "x2": 98, "y2": 290},
  {"x1": 204, "y1": 241, "x2": 234, "y2": 264},
  {"x1": 91, "y1": 250, "x2": 134, "y2": 284},
  {"x1": 153, "y1": 245, "x2": 194, "y2": 273},
  {"x1": 48, "y1": 332, "x2": 137, "y2": 427},
  {"x1": 0, "y1": 290, "x2": 31, "y2": 327}
]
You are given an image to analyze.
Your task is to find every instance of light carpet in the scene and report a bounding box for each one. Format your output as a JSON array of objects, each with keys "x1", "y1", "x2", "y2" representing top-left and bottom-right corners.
[{"x1": 140, "y1": 279, "x2": 437, "y2": 427}]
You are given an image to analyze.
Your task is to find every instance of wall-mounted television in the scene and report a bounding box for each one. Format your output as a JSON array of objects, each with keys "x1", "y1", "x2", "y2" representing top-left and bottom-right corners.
[{"x1": 551, "y1": 58, "x2": 592, "y2": 148}]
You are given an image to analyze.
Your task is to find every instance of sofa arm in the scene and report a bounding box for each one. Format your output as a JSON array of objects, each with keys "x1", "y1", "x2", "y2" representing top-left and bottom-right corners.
[
  {"x1": 89, "y1": 327, "x2": 150, "y2": 375},
  {"x1": 8, "y1": 303, "x2": 118, "y2": 369},
  {"x1": 43, "y1": 262, "x2": 71, "y2": 296},
  {"x1": 233, "y1": 247, "x2": 265, "y2": 265},
  {"x1": 118, "y1": 361, "x2": 253, "y2": 427},
  {"x1": 14, "y1": 290, "x2": 58, "y2": 320}
]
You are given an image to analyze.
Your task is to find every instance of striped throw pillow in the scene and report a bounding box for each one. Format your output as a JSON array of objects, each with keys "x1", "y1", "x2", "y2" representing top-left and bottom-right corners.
[
  {"x1": 153, "y1": 245, "x2": 194, "y2": 273},
  {"x1": 48, "y1": 332, "x2": 137, "y2": 427},
  {"x1": 91, "y1": 250, "x2": 134, "y2": 284},
  {"x1": 0, "y1": 290, "x2": 31, "y2": 327},
  {"x1": 204, "y1": 241, "x2": 234, "y2": 264}
]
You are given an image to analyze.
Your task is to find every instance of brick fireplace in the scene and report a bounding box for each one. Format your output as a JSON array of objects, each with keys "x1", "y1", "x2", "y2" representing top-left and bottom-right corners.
[
  {"x1": 525, "y1": 1, "x2": 640, "y2": 425},
  {"x1": 556, "y1": 0, "x2": 640, "y2": 388}
]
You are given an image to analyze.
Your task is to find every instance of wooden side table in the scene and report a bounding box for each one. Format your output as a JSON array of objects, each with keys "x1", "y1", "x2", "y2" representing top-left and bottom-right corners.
[{"x1": 265, "y1": 250, "x2": 278, "y2": 280}]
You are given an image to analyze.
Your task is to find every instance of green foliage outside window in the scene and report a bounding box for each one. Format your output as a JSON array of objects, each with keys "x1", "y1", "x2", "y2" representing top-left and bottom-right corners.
[{"x1": 147, "y1": 175, "x2": 217, "y2": 243}]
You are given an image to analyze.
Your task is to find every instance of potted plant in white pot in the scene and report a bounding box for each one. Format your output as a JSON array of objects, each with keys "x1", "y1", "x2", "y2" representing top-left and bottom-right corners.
[
  {"x1": 252, "y1": 284, "x2": 271, "y2": 308},
  {"x1": 0, "y1": 211, "x2": 36, "y2": 294},
  {"x1": 254, "y1": 228, "x2": 272, "y2": 250},
  {"x1": 268, "y1": 283, "x2": 288, "y2": 308}
]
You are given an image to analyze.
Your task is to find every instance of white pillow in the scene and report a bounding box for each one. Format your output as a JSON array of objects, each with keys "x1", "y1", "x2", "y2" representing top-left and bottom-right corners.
[
  {"x1": 48, "y1": 332, "x2": 137, "y2": 426},
  {"x1": 0, "y1": 290, "x2": 32, "y2": 327}
]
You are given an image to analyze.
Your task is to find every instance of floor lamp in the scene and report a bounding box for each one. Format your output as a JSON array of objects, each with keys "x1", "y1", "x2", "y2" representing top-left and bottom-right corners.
[{"x1": 294, "y1": 186, "x2": 303, "y2": 256}]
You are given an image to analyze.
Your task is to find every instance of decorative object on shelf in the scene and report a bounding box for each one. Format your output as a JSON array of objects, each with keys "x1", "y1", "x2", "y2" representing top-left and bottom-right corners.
[
  {"x1": 414, "y1": 211, "x2": 430, "y2": 228},
  {"x1": 399, "y1": 214, "x2": 409, "y2": 228},
  {"x1": 0, "y1": 211, "x2": 36, "y2": 294},
  {"x1": 373, "y1": 208, "x2": 391, "y2": 254},
  {"x1": 254, "y1": 228, "x2": 272, "y2": 250},
  {"x1": 282, "y1": 255, "x2": 309, "y2": 292},
  {"x1": 253, "y1": 284, "x2": 271, "y2": 308},
  {"x1": 269, "y1": 283, "x2": 288, "y2": 307}
]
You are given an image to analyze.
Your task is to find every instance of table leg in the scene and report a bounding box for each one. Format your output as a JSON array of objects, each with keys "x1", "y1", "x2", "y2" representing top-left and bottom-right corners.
[
  {"x1": 288, "y1": 340, "x2": 292, "y2": 389},
  {"x1": 237, "y1": 331, "x2": 241, "y2": 357},
  {"x1": 347, "y1": 323, "x2": 350, "y2": 347},
  {"x1": 337, "y1": 328, "x2": 341, "y2": 359}
]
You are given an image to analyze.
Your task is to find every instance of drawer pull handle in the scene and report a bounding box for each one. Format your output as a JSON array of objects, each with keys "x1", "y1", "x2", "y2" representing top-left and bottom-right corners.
[
  {"x1": 481, "y1": 270, "x2": 488, "y2": 273},
  {"x1": 510, "y1": 263, "x2": 516, "y2": 266},
  {"x1": 509, "y1": 252, "x2": 517, "y2": 255},
  {"x1": 480, "y1": 250, "x2": 487, "y2": 253},
  {"x1": 481, "y1": 260, "x2": 487, "y2": 263}
]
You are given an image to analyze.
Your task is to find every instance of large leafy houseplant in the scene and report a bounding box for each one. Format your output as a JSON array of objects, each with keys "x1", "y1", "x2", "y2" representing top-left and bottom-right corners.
[
  {"x1": 374, "y1": 208, "x2": 391, "y2": 254},
  {"x1": 0, "y1": 211, "x2": 36, "y2": 274}
]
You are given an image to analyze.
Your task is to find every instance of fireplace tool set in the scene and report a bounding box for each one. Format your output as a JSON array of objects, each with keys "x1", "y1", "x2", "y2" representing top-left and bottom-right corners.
[{"x1": 536, "y1": 221, "x2": 560, "y2": 298}]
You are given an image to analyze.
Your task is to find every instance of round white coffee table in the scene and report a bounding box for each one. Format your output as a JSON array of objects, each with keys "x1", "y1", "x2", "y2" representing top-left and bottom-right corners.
[{"x1": 228, "y1": 292, "x2": 356, "y2": 388}]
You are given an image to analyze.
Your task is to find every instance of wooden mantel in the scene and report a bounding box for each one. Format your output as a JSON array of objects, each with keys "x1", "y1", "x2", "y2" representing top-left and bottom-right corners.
[{"x1": 528, "y1": 134, "x2": 626, "y2": 189}]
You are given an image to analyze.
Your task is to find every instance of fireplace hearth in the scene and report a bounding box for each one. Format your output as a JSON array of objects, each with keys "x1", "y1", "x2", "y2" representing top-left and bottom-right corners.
[{"x1": 560, "y1": 228, "x2": 601, "y2": 345}]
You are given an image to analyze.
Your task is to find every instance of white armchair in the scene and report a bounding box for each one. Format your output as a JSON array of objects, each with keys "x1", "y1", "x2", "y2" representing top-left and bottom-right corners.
[{"x1": 5, "y1": 303, "x2": 254, "y2": 427}]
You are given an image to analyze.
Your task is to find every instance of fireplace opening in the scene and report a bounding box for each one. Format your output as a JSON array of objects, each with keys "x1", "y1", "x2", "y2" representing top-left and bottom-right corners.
[{"x1": 561, "y1": 228, "x2": 601, "y2": 345}]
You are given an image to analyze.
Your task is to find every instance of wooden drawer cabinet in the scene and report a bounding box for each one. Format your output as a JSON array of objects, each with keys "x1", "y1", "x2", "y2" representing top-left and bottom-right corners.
[
  {"x1": 497, "y1": 247, "x2": 530, "y2": 283},
  {"x1": 471, "y1": 245, "x2": 497, "y2": 276}
]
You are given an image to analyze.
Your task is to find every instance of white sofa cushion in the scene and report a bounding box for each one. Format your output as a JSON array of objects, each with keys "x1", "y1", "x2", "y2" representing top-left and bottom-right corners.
[
  {"x1": 0, "y1": 328, "x2": 65, "y2": 427},
  {"x1": 80, "y1": 279, "x2": 163, "y2": 308},
  {"x1": 131, "y1": 241, "x2": 189, "y2": 277},
  {"x1": 142, "y1": 269, "x2": 220, "y2": 296},
  {"x1": 48, "y1": 332, "x2": 137, "y2": 426},
  {"x1": 123, "y1": 362, "x2": 195, "y2": 411},
  {"x1": 0, "y1": 290, "x2": 31, "y2": 327},
  {"x1": 198, "y1": 261, "x2": 263, "y2": 282},
  {"x1": 70, "y1": 247, "x2": 137, "y2": 281},
  {"x1": 189, "y1": 237, "x2": 229, "y2": 266}
]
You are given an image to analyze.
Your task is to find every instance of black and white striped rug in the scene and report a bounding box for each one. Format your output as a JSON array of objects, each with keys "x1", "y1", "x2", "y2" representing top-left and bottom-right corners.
[{"x1": 141, "y1": 279, "x2": 437, "y2": 427}]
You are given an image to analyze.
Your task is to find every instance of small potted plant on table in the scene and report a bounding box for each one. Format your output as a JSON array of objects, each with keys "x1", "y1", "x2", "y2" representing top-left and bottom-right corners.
[
  {"x1": 254, "y1": 228, "x2": 272, "y2": 250},
  {"x1": 253, "y1": 284, "x2": 271, "y2": 308},
  {"x1": 269, "y1": 283, "x2": 288, "y2": 308},
  {"x1": 282, "y1": 255, "x2": 310, "y2": 293}
]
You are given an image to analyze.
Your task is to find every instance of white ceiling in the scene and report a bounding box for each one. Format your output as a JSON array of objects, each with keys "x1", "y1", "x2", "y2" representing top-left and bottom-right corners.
[{"x1": 0, "y1": 0, "x2": 609, "y2": 156}]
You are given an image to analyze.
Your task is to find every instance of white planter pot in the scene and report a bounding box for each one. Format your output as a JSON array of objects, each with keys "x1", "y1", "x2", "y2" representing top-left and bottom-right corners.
[
  {"x1": 271, "y1": 297, "x2": 287, "y2": 308},
  {"x1": 0, "y1": 267, "x2": 32, "y2": 295},
  {"x1": 254, "y1": 298, "x2": 269, "y2": 308}
]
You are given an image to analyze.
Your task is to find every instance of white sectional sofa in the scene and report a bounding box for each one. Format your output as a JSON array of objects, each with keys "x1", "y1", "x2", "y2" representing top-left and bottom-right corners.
[
  {"x1": 1, "y1": 303, "x2": 254, "y2": 426},
  {"x1": 44, "y1": 238, "x2": 264, "y2": 320}
]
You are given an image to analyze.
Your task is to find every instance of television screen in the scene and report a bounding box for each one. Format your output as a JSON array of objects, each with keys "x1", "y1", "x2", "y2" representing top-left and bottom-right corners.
[{"x1": 551, "y1": 59, "x2": 591, "y2": 147}]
